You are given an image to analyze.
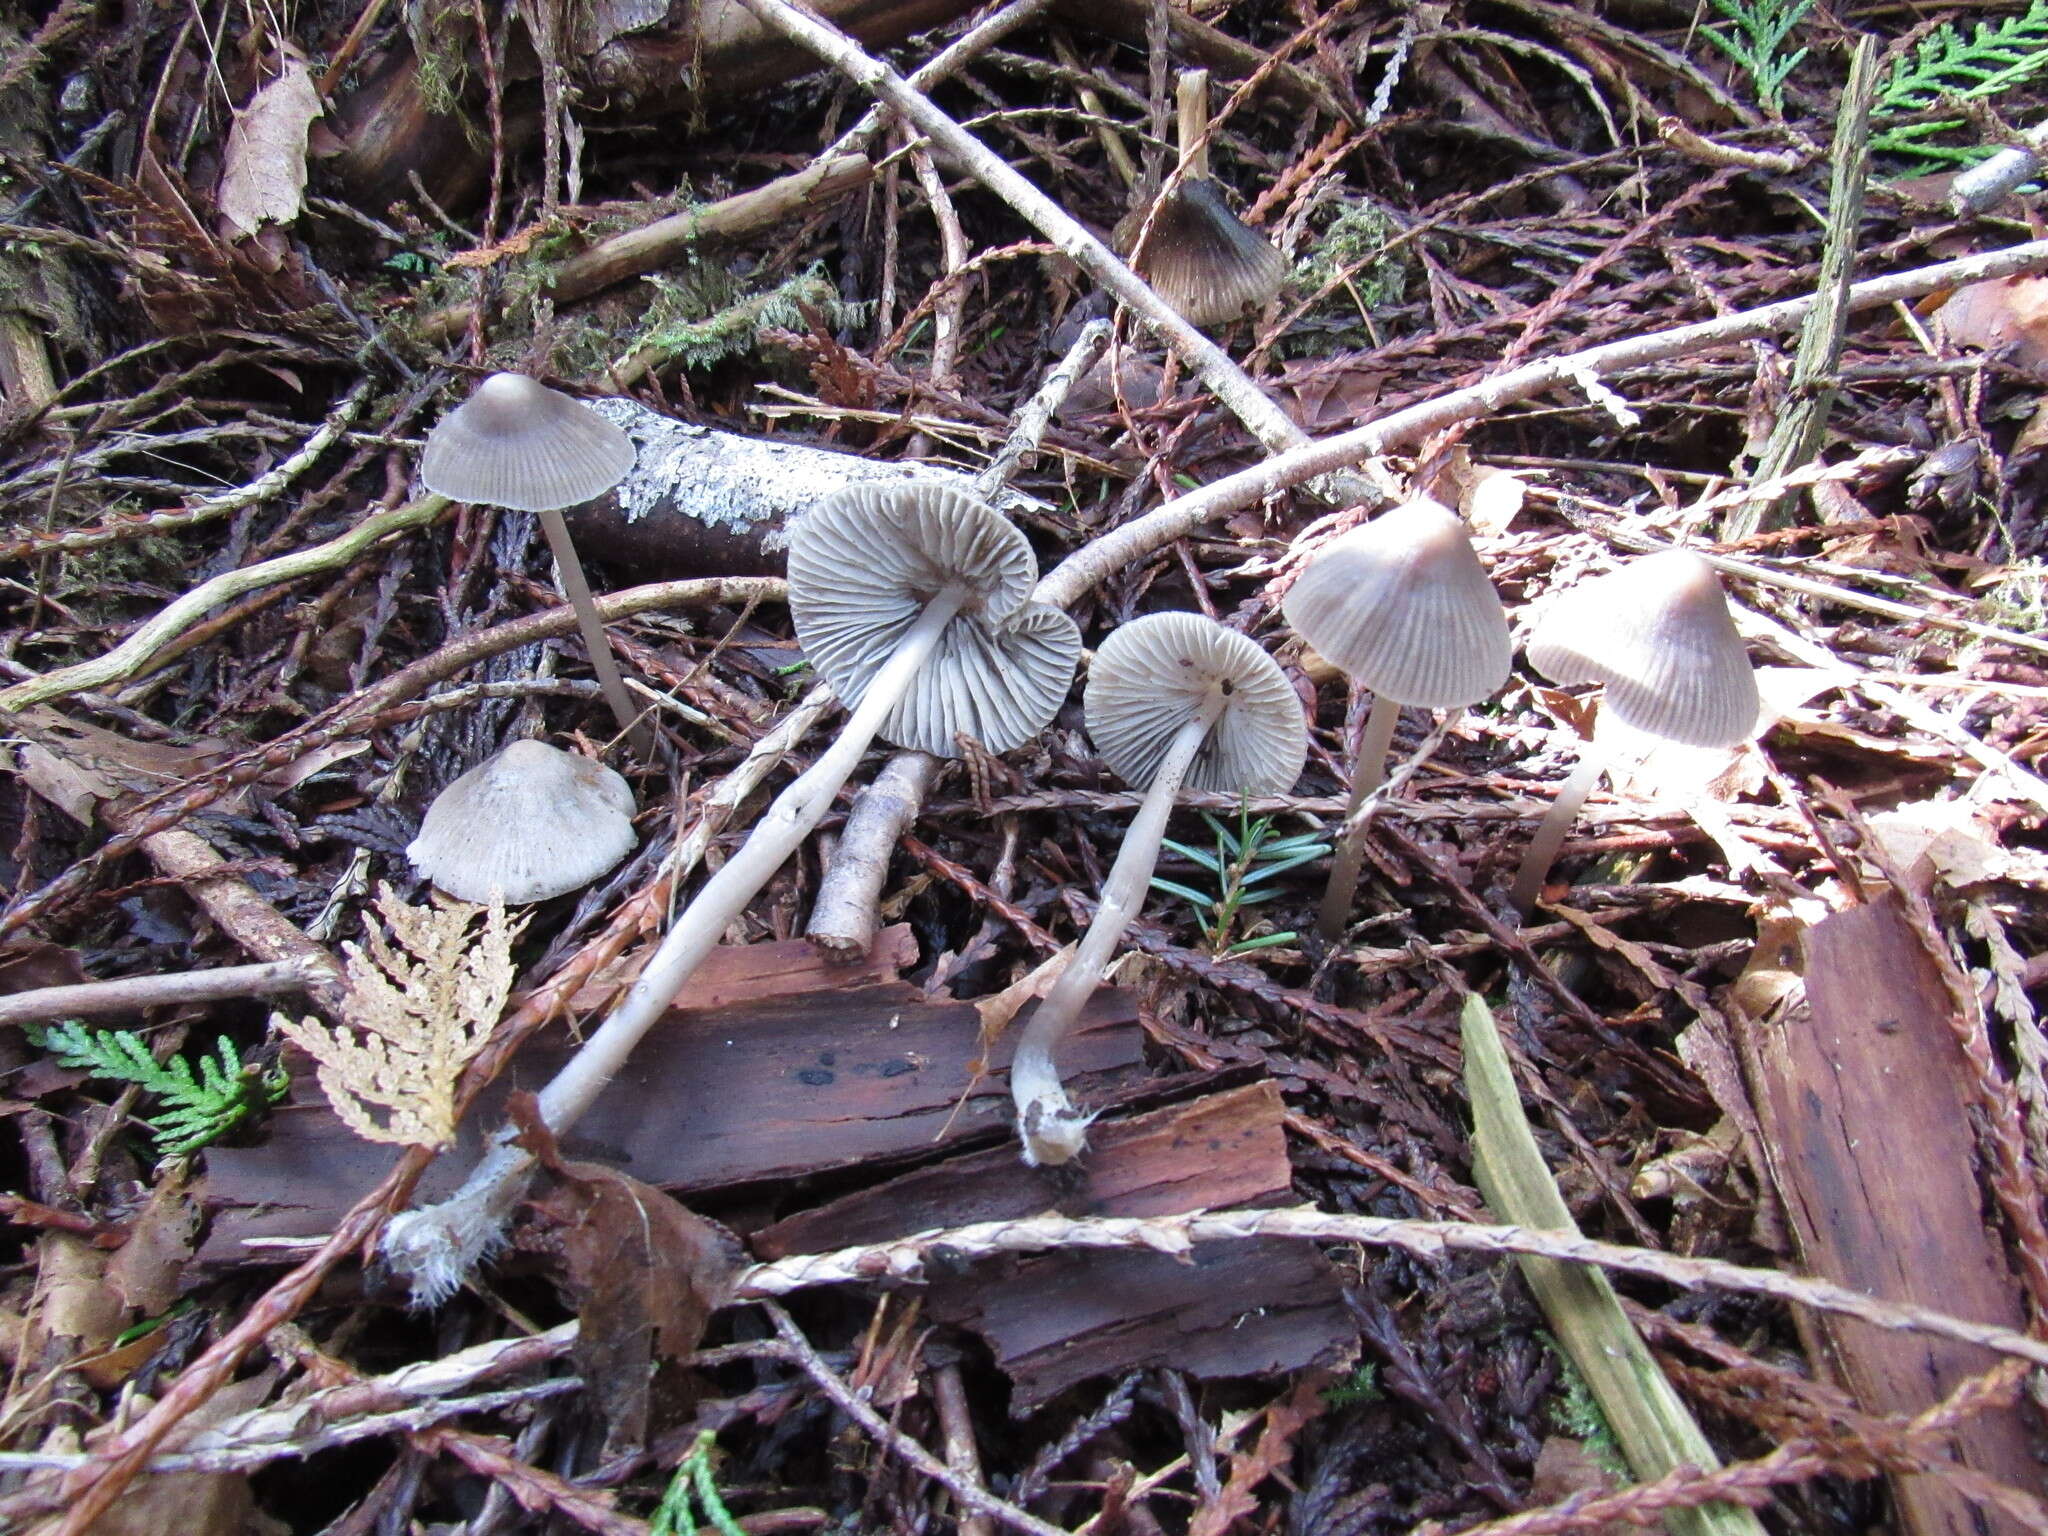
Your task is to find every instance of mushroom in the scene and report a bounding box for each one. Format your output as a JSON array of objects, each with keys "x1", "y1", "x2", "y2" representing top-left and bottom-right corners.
[
  {"x1": 1129, "y1": 70, "x2": 1288, "y2": 328},
  {"x1": 421, "y1": 373, "x2": 644, "y2": 746},
  {"x1": 406, "y1": 739, "x2": 637, "y2": 903},
  {"x1": 1281, "y1": 498, "x2": 1511, "y2": 941},
  {"x1": 382, "y1": 481, "x2": 1081, "y2": 1301},
  {"x1": 1507, "y1": 550, "x2": 1761, "y2": 917},
  {"x1": 1010, "y1": 611, "x2": 1305, "y2": 1166}
]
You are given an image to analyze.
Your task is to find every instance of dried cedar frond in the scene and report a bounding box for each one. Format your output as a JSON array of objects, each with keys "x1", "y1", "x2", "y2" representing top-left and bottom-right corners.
[{"x1": 274, "y1": 883, "x2": 522, "y2": 1147}]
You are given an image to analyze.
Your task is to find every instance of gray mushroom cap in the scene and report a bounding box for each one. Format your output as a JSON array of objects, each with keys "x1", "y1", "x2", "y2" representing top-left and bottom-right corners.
[
  {"x1": 1526, "y1": 550, "x2": 1762, "y2": 749},
  {"x1": 787, "y1": 482, "x2": 1081, "y2": 757},
  {"x1": 1134, "y1": 182, "x2": 1289, "y2": 329},
  {"x1": 1281, "y1": 498, "x2": 1512, "y2": 709},
  {"x1": 421, "y1": 373, "x2": 637, "y2": 512},
  {"x1": 406, "y1": 740, "x2": 637, "y2": 903},
  {"x1": 1084, "y1": 611, "x2": 1306, "y2": 794}
]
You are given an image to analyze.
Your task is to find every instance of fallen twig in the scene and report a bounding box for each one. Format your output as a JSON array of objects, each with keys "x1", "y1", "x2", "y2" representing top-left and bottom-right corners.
[
  {"x1": 739, "y1": 1206, "x2": 2048, "y2": 1370},
  {"x1": 1030, "y1": 236, "x2": 2048, "y2": 608},
  {"x1": 0, "y1": 956, "x2": 333, "y2": 1027}
]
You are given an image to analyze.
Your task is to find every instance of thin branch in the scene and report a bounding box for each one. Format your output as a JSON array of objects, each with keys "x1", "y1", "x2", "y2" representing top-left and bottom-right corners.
[
  {"x1": 739, "y1": 1206, "x2": 2048, "y2": 1371},
  {"x1": 1030, "y1": 236, "x2": 2048, "y2": 610},
  {"x1": 762, "y1": 1302, "x2": 1069, "y2": 1536},
  {"x1": 0, "y1": 956, "x2": 332, "y2": 1027},
  {"x1": 725, "y1": 0, "x2": 1343, "y2": 484}
]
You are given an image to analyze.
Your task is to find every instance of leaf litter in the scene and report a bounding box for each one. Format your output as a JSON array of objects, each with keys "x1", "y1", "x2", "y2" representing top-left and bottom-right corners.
[{"x1": 0, "y1": 1, "x2": 2045, "y2": 1533}]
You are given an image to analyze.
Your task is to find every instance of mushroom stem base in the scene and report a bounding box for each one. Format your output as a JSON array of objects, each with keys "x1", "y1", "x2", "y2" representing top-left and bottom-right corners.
[{"x1": 1011, "y1": 694, "x2": 1223, "y2": 1166}]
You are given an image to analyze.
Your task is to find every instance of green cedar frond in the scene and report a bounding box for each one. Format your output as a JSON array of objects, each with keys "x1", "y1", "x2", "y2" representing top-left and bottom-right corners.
[
  {"x1": 34, "y1": 1019, "x2": 286, "y2": 1155},
  {"x1": 1698, "y1": 0, "x2": 1814, "y2": 115},
  {"x1": 1871, "y1": 1, "x2": 2048, "y2": 164}
]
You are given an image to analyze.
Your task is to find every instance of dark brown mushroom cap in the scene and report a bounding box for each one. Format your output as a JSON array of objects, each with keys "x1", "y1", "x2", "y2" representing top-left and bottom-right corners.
[
  {"x1": 1084, "y1": 611, "x2": 1305, "y2": 793},
  {"x1": 405, "y1": 740, "x2": 637, "y2": 903},
  {"x1": 1132, "y1": 181, "x2": 1289, "y2": 329},
  {"x1": 1526, "y1": 550, "x2": 1762, "y2": 748},
  {"x1": 1281, "y1": 498, "x2": 1512, "y2": 708},
  {"x1": 787, "y1": 482, "x2": 1080, "y2": 756},
  {"x1": 421, "y1": 373, "x2": 636, "y2": 512}
]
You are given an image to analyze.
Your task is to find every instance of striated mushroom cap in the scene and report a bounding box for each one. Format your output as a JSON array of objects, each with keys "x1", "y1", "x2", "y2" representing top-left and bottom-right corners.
[
  {"x1": 1526, "y1": 550, "x2": 1761, "y2": 749},
  {"x1": 1133, "y1": 181, "x2": 1289, "y2": 329},
  {"x1": 788, "y1": 482, "x2": 1080, "y2": 756},
  {"x1": 1085, "y1": 611, "x2": 1305, "y2": 794},
  {"x1": 421, "y1": 373, "x2": 637, "y2": 512},
  {"x1": 1282, "y1": 498, "x2": 1512, "y2": 709},
  {"x1": 406, "y1": 740, "x2": 637, "y2": 903}
]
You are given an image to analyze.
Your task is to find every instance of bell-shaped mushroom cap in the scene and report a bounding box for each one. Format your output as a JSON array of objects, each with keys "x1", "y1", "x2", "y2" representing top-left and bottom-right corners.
[
  {"x1": 1281, "y1": 498, "x2": 1512, "y2": 709},
  {"x1": 1526, "y1": 550, "x2": 1762, "y2": 749},
  {"x1": 1134, "y1": 181, "x2": 1289, "y2": 329},
  {"x1": 406, "y1": 740, "x2": 637, "y2": 903},
  {"x1": 421, "y1": 373, "x2": 637, "y2": 512},
  {"x1": 1085, "y1": 611, "x2": 1306, "y2": 794},
  {"x1": 788, "y1": 482, "x2": 1080, "y2": 757}
]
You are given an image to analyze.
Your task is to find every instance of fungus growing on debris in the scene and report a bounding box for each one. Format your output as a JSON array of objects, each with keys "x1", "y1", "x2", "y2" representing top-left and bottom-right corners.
[
  {"x1": 1010, "y1": 611, "x2": 1304, "y2": 1167},
  {"x1": 382, "y1": 482, "x2": 1081, "y2": 1302},
  {"x1": 405, "y1": 739, "x2": 637, "y2": 904},
  {"x1": 1129, "y1": 70, "x2": 1287, "y2": 329},
  {"x1": 1282, "y1": 498, "x2": 1511, "y2": 941},
  {"x1": 1507, "y1": 550, "x2": 1761, "y2": 917},
  {"x1": 421, "y1": 373, "x2": 644, "y2": 745}
]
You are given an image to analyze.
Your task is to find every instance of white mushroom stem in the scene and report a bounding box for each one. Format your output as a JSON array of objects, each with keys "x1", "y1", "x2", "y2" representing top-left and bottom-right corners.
[
  {"x1": 534, "y1": 505, "x2": 645, "y2": 750},
  {"x1": 1312, "y1": 691, "x2": 1403, "y2": 943},
  {"x1": 1507, "y1": 741, "x2": 1613, "y2": 919},
  {"x1": 383, "y1": 588, "x2": 970, "y2": 1302},
  {"x1": 1010, "y1": 690, "x2": 1227, "y2": 1167}
]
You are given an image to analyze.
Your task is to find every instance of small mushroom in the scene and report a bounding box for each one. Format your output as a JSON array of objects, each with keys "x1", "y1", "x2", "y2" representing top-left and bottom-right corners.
[
  {"x1": 1282, "y1": 498, "x2": 1511, "y2": 941},
  {"x1": 383, "y1": 483, "x2": 1081, "y2": 1300},
  {"x1": 1129, "y1": 70, "x2": 1287, "y2": 328},
  {"x1": 421, "y1": 373, "x2": 644, "y2": 746},
  {"x1": 1011, "y1": 611, "x2": 1304, "y2": 1166},
  {"x1": 406, "y1": 739, "x2": 637, "y2": 903},
  {"x1": 1507, "y1": 550, "x2": 1761, "y2": 917}
]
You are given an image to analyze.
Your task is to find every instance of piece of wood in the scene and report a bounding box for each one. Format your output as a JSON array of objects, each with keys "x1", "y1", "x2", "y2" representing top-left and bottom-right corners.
[
  {"x1": 562, "y1": 402, "x2": 1042, "y2": 580},
  {"x1": 759, "y1": 1083, "x2": 1355, "y2": 1409},
  {"x1": 200, "y1": 933, "x2": 1144, "y2": 1264},
  {"x1": 1738, "y1": 896, "x2": 2041, "y2": 1536}
]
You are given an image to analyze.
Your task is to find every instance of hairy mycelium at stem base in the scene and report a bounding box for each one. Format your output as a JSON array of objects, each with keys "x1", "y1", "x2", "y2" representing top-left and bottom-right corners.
[
  {"x1": 1010, "y1": 690, "x2": 1227, "y2": 1166},
  {"x1": 1006, "y1": 610, "x2": 1302, "y2": 1168}
]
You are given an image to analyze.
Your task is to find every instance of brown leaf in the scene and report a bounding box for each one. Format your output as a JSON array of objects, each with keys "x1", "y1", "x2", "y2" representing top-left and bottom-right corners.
[
  {"x1": 215, "y1": 58, "x2": 323, "y2": 240},
  {"x1": 1935, "y1": 275, "x2": 2048, "y2": 374},
  {"x1": 105, "y1": 1168, "x2": 198, "y2": 1316},
  {"x1": 510, "y1": 1094, "x2": 745, "y2": 1456},
  {"x1": 1186, "y1": 1373, "x2": 1328, "y2": 1536},
  {"x1": 1529, "y1": 1438, "x2": 1636, "y2": 1536}
]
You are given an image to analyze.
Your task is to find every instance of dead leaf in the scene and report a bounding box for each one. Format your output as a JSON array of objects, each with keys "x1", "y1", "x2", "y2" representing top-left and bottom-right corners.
[
  {"x1": 215, "y1": 59, "x2": 323, "y2": 241},
  {"x1": 1935, "y1": 275, "x2": 2048, "y2": 374},
  {"x1": 1529, "y1": 1438, "x2": 1634, "y2": 1536},
  {"x1": 510, "y1": 1095, "x2": 745, "y2": 1457},
  {"x1": 972, "y1": 946, "x2": 1073, "y2": 1058},
  {"x1": 105, "y1": 1169, "x2": 199, "y2": 1316},
  {"x1": 1186, "y1": 1373, "x2": 1327, "y2": 1536},
  {"x1": 1863, "y1": 797, "x2": 2042, "y2": 896}
]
